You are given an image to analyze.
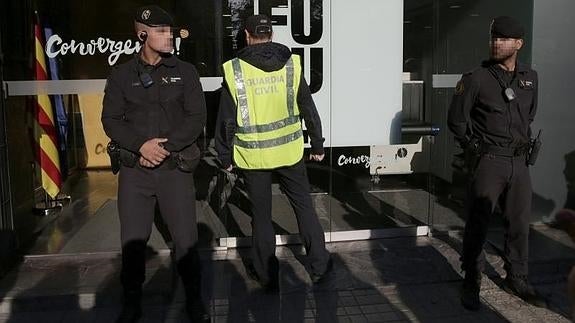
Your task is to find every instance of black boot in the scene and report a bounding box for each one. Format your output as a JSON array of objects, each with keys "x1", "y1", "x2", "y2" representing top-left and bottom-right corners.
[
  {"x1": 460, "y1": 271, "x2": 481, "y2": 311},
  {"x1": 116, "y1": 290, "x2": 142, "y2": 323},
  {"x1": 245, "y1": 260, "x2": 279, "y2": 292},
  {"x1": 503, "y1": 274, "x2": 548, "y2": 308},
  {"x1": 310, "y1": 256, "x2": 334, "y2": 284},
  {"x1": 186, "y1": 299, "x2": 211, "y2": 323},
  {"x1": 177, "y1": 249, "x2": 211, "y2": 322}
]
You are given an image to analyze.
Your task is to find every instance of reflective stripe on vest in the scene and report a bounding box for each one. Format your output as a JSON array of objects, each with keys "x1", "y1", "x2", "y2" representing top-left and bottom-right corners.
[
  {"x1": 232, "y1": 58, "x2": 251, "y2": 128},
  {"x1": 234, "y1": 128, "x2": 303, "y2": 149},
  {"x1": 223, "y1": 54, "x2": 304, "y2": 169},
  {"x1": 235, "y1": 115, "x2": 301, "y2": 134}
]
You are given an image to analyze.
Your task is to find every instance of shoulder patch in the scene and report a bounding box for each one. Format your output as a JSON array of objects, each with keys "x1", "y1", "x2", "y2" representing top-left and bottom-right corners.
[{"x1": 454, "y1": 80, "x2": 465, "y2": 95}]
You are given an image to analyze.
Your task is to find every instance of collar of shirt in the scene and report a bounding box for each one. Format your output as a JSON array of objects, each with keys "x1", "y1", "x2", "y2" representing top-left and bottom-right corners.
[
  {"x1": 514, "y1": 62, "x2": 530, "y2": 74},
  {"x1": 133, "y1": 54, "x2": 177, "y2": 72},
  {"x1": 486, "y1": 60, "x2": 530, "y2": 74}
]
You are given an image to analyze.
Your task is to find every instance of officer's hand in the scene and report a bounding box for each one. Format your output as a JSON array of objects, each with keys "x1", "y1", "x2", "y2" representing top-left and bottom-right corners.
[
  {"x1": 139, "y1": 138, "x2": 170, "y2": 166},
  {"x1": 139, "y1": 156, "x2": 155, "y2": 168},
  {"x1": 309, "y1": 154, "x2": 325, "y2": 162},
  {"x1": 225, "y1": 165, "x2": 233, "y2": 172}
]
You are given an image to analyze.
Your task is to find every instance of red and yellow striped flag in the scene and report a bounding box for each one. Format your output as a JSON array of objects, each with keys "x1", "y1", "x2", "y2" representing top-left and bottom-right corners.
[{"x1": 34, "y1": 21, "x2": 61, "y2": 198}]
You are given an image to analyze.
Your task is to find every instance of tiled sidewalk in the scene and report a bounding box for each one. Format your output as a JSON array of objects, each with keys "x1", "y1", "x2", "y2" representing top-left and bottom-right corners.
[{"x1": 0, "y1": 227, "x2": 573, "y2": 322}]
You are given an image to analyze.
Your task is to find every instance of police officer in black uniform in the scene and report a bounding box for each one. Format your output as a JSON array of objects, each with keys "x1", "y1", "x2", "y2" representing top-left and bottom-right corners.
[
  {"x1": 448, "y1": 16, "x2": 546, "y2": 311},
  {"x1": 101, "y1": 5, "x2": 210, "y2": 322}
]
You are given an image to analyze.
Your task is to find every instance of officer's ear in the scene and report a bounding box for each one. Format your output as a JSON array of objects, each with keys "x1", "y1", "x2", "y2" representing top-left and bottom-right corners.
[
  {"x1": 138, "y1": 31, "x2": 148, "y2": 42},
  {"x1": 244, "y1": 30, "x2": 251, "y2": 45},
  {"x1": 515, "y1": 38, "x2": 524, "y2": 51}
]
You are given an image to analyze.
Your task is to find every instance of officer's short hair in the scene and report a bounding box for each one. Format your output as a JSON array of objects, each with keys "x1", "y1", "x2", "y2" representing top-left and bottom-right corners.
[{"x1": 134, "y1": 21, "x2": 148, "y2": 33}]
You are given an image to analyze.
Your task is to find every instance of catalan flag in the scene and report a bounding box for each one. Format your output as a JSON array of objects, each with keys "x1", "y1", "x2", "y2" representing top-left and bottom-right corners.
[
  {"x1": 44, "y1": 26, "x2": 68, "y2": 179},
  {"x1": 34, "y1": 16, "x2": 61, "y2": 198}
]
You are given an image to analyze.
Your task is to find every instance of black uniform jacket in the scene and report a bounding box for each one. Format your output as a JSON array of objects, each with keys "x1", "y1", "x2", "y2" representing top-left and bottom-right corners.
[
  {"x1": 447, "y1": 60, "x2": 538, "y2": 148},
  {"x1": 102, "y1": 55, "x2": 206, "y2": 158},
  {"x1": 215, "y1": 42, "x2": 324, "y2": 169}
]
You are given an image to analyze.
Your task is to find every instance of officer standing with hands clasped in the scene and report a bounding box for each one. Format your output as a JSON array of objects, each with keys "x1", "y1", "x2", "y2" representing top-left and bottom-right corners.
[
  {"x1": 101, "y1": 5, "x2": 210, "y2": 322},
  {"x1": 448, "y1": 16, "x2": 546, "y2": 311},
  {"x1": 215, "y1": 14, "x2": 332, "y2": 291}
]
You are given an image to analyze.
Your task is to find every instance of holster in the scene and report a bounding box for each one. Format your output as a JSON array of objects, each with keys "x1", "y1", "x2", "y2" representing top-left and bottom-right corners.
[
  {"x1": 464, "y1": 137, "x2": 482, "y2": 173},
  {"x1": 527, "y1": 136, "x2": 542, "y2": 166},
  {"x1": 106, "y1": 141, "x2": 121, "y2": 174},
  {"x1": 106, "y1": 141, "x2": 138, "y2": 174},
  {"x1": 169, "y1": 144, "x2": 200, "y2": 173}
]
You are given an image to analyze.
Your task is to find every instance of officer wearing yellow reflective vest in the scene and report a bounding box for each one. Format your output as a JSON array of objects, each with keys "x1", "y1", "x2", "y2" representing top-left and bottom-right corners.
[
  {"x1": 215, "y1": 14, "x2": 332, "y2": 290},
  {"x1": 224, "y1": 55, "x2": 303, "y2": 170}
]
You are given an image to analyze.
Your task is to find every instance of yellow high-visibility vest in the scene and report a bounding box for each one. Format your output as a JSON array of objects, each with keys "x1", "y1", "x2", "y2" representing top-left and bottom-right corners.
[{"x1": 223, "y1": 54, "x2": 304, "y2": 169}]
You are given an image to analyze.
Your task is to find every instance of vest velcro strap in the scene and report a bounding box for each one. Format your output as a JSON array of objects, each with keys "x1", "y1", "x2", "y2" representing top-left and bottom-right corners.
[
  {"x1": 236, "y1": 115, "x2": 300, "y2": 134},
  {"x1": 234, "y1": 129, "x2": 303, "y2": 149}
]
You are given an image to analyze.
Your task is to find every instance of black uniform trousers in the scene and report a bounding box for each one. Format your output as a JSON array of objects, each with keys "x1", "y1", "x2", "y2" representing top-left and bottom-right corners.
[
  {"x1": 462, "y1": 153, "x2": 531, "y2": 277},
  {"x1": 118, "y1": 164, "x2": 201, "y2": 298},
  {"x1": 242, "y1": 159, "x2": 330, "y2": 283}
]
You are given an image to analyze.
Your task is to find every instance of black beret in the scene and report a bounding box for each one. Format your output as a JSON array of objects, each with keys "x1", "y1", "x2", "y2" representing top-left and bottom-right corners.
[
  {"x1": 135, "y1": 5, "x2": 173, "y2": 27},
  {"x1": 490, "y1": 16, "x2": 524, "y2": 39},
  {"x1": 245, "y1": 14, "x2": 273, "y2": 35}
]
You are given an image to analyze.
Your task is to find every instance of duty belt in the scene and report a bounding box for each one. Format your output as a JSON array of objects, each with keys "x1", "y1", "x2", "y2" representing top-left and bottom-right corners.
[{"x1": 480, "y1": 144, "x2": 529, "y2": 157}]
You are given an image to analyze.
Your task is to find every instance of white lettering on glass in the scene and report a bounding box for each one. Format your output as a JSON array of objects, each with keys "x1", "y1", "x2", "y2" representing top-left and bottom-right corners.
[
  {"x1": 45, "y1": 34, "x2": 183, "y2": 66},
  {"x1": 337, "y1": 154, "x2": 370, "y2": 168}
]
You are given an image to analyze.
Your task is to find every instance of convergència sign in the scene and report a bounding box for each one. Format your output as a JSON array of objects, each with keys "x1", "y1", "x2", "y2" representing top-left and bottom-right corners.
[
  {"x1": 45, "y1": 34, "x2": 140, "y2": 66},
  {"x1": 45, "y1": 34, "x2": 184, "y2": 66}
]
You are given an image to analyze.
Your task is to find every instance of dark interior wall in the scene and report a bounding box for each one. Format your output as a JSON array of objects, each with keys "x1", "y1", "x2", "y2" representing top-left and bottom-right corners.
[
  {"x1": 1, "y1": 0, "x2": 37, "y2": 244},
  {"x1": 531, "y1": 0, "x2": 575, "y2": 218},
  {"x1": 0, "y1": 0, "x2": 17, "y2": 272}
]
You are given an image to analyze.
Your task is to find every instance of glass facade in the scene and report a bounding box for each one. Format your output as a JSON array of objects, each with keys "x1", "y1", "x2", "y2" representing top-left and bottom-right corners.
[{"x1": 2, "y1": 0, "x2": 572, "y2": 255}]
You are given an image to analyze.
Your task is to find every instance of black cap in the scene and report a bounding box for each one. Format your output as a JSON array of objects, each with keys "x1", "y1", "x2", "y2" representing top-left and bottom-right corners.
[
  {"x1": 490, "y1": 16, "x2": 524, "y2": 39},
  {"x1": 135, "y1": 5, "x2": 173, "y2": 27},
  {"x1": 245, "y1": 14, "x2": 272, "y2": 35}
]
